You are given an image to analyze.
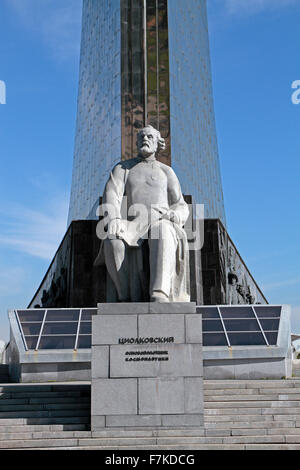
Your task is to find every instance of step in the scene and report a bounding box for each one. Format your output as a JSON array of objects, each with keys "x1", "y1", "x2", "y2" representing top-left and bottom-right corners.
[
  {"x1": 0, "y1": 431, "x2": 92, "y2": 441},
  {"x1": 0, "y1": 391, "x2": 90, "y2": 400},
  {"x1": 205, "y1": 401, "x2": 300, "y2": 408},
  {"x1": 204, "y1": 394, "x2": 300, "y2": 402},
  {"x1": 32, "y1": 444, "x2": 300, "y2": 450},
  {"x1": 0, "y1": 409, "x2": 89, "y2": 419},
  {"x1": 0, "y1": 434, "x2": 294, "y2": 449},
  {"x1": 0, "y1": 403, "x2": 90, "y2": 412},
  {"x1": 0, "y1": 397, "x2": 90, "y2": 406},
  {"x1": 0, "y1": 424, "x2": 89, "y2": 433},
  {"x1": 204, "y1": 381, "x2": 300, "y2": 389},
  {"x1": 0, "y1": 417, "x2": 90, "y2": 426},
  {"x1": 205, "y1": 408, "x2": 300, "y2": 416},
  {"x1": 0, "y1": 384, "x2": 91, "y2": 393},
  {"x1": 205, "y1": 421, "x2": 298, "y2": 430},
  {"x1": 204, "y1": 387, "x2": 300, "y2": 396}
]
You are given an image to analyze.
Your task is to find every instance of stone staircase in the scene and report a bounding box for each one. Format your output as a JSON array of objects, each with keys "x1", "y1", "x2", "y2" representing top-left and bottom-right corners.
[{"x1": 2, "y1": 380, "x2": 300, "y2": 449}]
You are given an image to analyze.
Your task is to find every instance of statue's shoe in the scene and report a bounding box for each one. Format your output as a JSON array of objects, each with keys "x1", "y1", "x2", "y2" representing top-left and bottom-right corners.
[{"x1": 150, "y1": 292, "x2": 169, "y2": 302}]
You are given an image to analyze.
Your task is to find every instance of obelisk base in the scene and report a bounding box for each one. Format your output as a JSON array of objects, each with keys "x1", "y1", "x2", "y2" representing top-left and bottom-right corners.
[{"x1": 91, "y1": 302, "x2": 203, "y2": 431}]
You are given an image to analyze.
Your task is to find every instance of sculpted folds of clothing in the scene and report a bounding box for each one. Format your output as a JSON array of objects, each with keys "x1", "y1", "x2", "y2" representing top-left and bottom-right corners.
[{"x1": 97, "y1": 157, "x2": 190, "y2": 302}]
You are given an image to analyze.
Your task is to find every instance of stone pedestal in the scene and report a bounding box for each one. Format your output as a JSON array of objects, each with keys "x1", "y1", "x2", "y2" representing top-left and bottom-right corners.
[{"x1": 91, "y1": 303, "x2": 203, "y2": 431}]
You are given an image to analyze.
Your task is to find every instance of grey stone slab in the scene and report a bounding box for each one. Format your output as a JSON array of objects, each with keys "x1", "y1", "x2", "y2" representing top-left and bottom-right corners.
[
  {"x1": 92, "y1": 429, "x2": 155, "y2": 438},
  {"x1": 161, "y1": 414, "x2": 203, "y2": 427},
  {"x1": 139, "y1": 377, "x2": 184, "y2": 415},
  {"x1": 110, "y1": 344, "x2": 203, "y2": 378},
  {"x1": 0, "y1": 439, "x2": 79, "y2": 449},
  {"x1": 268, "y1": 428, "x2": 300, "y2": 435},
  {"x1": 153, "y1": 429, "x2": 205, "y2": 437},
  {"x1": 225, "y1": 435, "x2": 286, "y2": 444},
  {"x1": 138, "y1": 314, "x2": 185, "y2": 343},
  {"x1": 185, "y1": 314, "x2": 202, "y2": 344},
  {"x1": 91, "y1": 416, "x2": 105, "y2": 430},
  {"x1": 92, "y1": 346, "x2": 109, "y2": 378},
  {"x1": 149, "y1": 302, "x2": 196, "y2": 314},
  {"x1": 230, "y1": 429, "x2": 267, "y2": 437},
  {"x1": 205, "y1": 408, "x2": 262, "y2": 415},
  {"x1": 92, "y1": 314, "x2": 137, "y2": 345},
  {"x1": 98, "y1": 303, "x2": 149, "y2": 315},
  {"x1": 184, "y1": 378, "x2": 203, "y2": 414},
  {"x1": 0, "y1": 432, "x2": 33, "y2": 441},
  {"x1": 262, "y1": 407, "x2": 300, "y2": 415},
  {"x1": 245, "y1": 444, "x2": 300, "y2": 450},
  {"x1": 77, "y1": 437, "x2": 158, "y2": 447},
  {"x1": 204, "y1": 415, "x2": 272, "y2": 423},
  {"x1": 285, "y1": 436, "x2": 300, "y2": 443},
  {"x1": 30, "y1": 431, "x2": 91, "y2": 439},
  {"x1": 106, "y1": 414, "x2": 162, "y2": 427},
  {"x1": 205, "y1": 429, "x2": 232, "y2": 437},
  {"x1": 92, "y1": 378, "x2": 137, "y2": 416}
]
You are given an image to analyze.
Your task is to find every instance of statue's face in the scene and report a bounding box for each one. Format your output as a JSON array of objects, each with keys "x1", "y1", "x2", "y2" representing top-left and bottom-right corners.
[{"x1": 137, "y1": 128, "x2": 158, "y2": 157}]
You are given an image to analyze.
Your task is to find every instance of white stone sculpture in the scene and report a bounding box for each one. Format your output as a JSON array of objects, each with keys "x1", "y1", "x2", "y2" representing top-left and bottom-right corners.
[{"x1": 96, "y1": 125, "x2": 190, "y2": 303}]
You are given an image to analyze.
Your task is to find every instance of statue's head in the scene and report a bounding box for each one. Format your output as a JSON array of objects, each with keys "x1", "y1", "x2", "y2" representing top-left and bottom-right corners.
[{"x1": 137, "y1": 125, "x2": 166, "y2": 158}]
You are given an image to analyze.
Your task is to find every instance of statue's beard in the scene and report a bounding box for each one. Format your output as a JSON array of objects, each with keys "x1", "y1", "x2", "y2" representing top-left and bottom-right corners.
[{"x1": 139, "y1": 144, "x2": 156, "y2": 157}]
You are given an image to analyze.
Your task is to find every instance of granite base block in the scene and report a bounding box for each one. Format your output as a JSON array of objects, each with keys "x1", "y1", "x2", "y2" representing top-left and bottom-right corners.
[{"x1": 91, "y1": 302, "x2": 203, "y2": 430}]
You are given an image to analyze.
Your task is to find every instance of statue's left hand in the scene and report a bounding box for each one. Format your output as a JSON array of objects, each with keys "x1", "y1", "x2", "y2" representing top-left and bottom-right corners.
[{"x1": 108, "y1": 218, "x2": 126, "y2": 239}]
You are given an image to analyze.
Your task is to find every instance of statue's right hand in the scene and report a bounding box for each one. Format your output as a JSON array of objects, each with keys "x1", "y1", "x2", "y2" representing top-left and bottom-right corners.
[{"x1": 108, "y1": 219, "x2": 126, "y2": 239}]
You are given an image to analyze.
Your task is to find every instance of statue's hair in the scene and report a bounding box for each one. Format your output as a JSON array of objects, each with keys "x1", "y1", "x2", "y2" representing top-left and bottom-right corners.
[{"x1": 137, "y1": 125, "x2": 166, "y2": 153}]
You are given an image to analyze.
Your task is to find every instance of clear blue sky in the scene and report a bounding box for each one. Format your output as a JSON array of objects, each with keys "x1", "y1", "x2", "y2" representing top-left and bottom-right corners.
[{"x1": 0, "y1": 0, "x2": 299, "y2": 342}]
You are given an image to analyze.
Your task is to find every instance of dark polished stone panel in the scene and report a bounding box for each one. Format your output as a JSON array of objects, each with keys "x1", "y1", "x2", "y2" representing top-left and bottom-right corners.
[
  {"x1": 200, "y1": 219, "x2": 267, "y2": 306},
  {"x1": 29, "y1": 221, "x2": 106, "y2": 309}
]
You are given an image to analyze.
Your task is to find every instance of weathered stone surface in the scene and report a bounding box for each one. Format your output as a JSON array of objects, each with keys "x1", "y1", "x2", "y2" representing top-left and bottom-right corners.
[
  {"x1": 184, "y1": 378, "x2": 203, "y2": 414},
  {"x1": 106, "y1": 415, "x2": 162, "y2": 428},
  {"x1": 91, "y1": 416, "x2": 105, "y2": 430},
  {"x1": 185, "y1": 314, "x2": 202, "y2": 344},
  {"x1": 91, "y1": 346, "x2": 109, "y2": 378},
  {"x1": 138, "y1": 314, "x2": 185, "y2": 343},
  {"x1": 98, "y1": 303, "x2": 149, "y2": 315},
  {"x1": 110, "y1": 344, "x2": 203, "y2": 378},
  {"x1": 92, "y1": 379, "x2": 137, "y2": 416},
  {"x1": 92, "y1": 315, "x2": 137, "y2": 345},
  {"x1": 149, "y1": 303, "x2": 196, "y2": 314},
  {"x1": 91, "y1": 305, "x2": 203, "y2": 429},
  {"x1": 161, "y1": 414, "x2": 204, "y2": 427},
  {"x1": 139, "y1": 378, "x2": 185, "y2": 415}
]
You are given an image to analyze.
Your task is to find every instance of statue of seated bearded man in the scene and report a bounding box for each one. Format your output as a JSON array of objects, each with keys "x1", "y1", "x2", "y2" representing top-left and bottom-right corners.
[{"x1": 96, "y1": 125, "x2": 190, "y2": 303}]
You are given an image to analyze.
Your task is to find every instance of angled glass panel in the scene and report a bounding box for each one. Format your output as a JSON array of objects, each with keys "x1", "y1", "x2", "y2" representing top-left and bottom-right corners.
[
  {"x1": 77, "y1": 336, "x2": 92, "y2": 349},
  {"x1": 223, "y1": 319, "x2": 260, "y2": 332},
  {"x1": 254, "y1": 306, "x2": 281, "y2": 318},
  {"x1": 259, "y1": 319, "x2": 280, "y2": 331},
  {"x1": 265, "y1": 331, "x2": 278, "y2": 345},
  {"x1": 21, "y1": 324, "x2": 43, "y2": 336},
  {"x1": 79, "y1": 322, "x2": 91, "y2": 335},
  {"x1": 203, "y1": 320, "x2": 224, "y2": 332},
  {"x1": 197, "y1": 307, "x2": 219, "y2": 319},
  {"x1": 228, "y1": 332, "x2": 266, "y2": 346},
  {"x1": 38, "y1": 336, "x2": 76, "y2": 350},
  {"x1": 24, "y1": 336, "x2": 38, "y2": 349},
  {"x1": 203, "y1": 333, "x2": 228, "y2": 347},
  {"x1": 42, "y1": 323, "x2": 78, "y2": 335},
  {"x1": 220, "y1": 307, "x2": 255, "y2": 319},
  {"x1": 45, "y1": 310, "x2": 80, "y2": 322},
  {"x1": 17, "y1": 310, "x2": 45, "y2": 322}
]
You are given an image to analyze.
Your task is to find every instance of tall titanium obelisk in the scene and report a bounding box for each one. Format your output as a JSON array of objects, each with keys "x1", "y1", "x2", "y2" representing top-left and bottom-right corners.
[{"x1": 68, "y1": 0, "x2": 226, "y2": 226}]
